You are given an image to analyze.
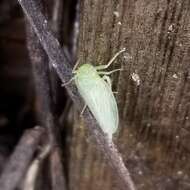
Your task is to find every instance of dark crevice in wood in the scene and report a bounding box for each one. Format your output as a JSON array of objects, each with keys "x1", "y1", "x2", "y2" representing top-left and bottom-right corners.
[{"x1": 158, "y1": 0, "x2": 170, "y2": 50}]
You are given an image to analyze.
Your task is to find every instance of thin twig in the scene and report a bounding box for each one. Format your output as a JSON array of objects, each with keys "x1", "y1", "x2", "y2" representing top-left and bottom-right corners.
[
  {"x1": 17, "y1": 0, "x2": 136, "y2": 189},
  {"x1": 22, "y1": 144, "x2": 51, "y2": 190},
  {"x1": 0, "y1": 126, "x2": 45, "y2": 190},
  {"x1": 26, "y1": 22, "x2": 55, "y2": 145}
]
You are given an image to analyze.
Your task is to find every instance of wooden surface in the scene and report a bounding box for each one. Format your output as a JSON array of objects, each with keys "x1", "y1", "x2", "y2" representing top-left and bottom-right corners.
[
  {"x1": 0, "y1": 0, "x2": 189, "y2": 189},
  {"x1": 68, "y1": 0, "x2": 190, "y2": 189}
]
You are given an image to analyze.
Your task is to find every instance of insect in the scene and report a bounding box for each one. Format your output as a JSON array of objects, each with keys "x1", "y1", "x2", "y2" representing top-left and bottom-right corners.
[{"x1": 65, "y1": 48, "x2": 126, "y2": 140}]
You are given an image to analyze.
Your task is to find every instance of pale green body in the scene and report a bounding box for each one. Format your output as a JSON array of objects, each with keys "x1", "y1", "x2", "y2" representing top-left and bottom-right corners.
[{"x1": 74, "y1": 64, "x2": 118, "y2": 139}]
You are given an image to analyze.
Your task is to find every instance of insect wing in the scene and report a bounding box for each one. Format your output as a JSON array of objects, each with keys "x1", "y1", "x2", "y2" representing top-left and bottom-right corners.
[{"x1": 76, "y1": 76, "x2": 118, "y2": 138}]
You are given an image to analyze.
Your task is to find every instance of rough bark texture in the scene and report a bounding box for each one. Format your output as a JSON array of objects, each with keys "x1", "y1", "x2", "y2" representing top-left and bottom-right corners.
[{"x1": 69, "y1": 0, "x2": 190, "y2": 189}]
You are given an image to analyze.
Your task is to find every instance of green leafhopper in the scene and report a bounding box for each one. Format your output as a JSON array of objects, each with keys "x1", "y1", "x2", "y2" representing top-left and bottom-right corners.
[{"x1": 65, "y1": 48, "x2": 126, "y2": 140}]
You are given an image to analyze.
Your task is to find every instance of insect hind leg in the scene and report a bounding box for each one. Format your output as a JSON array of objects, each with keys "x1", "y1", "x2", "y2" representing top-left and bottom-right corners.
[
  {"x1": 102, "y1": 75, "x2": 118, "y2": 94},
  {"x1": 102, "y1": 75, "x2": 112, "y2": 89}
]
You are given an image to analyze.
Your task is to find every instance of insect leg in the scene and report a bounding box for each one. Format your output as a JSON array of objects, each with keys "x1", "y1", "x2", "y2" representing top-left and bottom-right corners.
[
  {"x1": 98, "y1": 68, "x2": 122, "y2": 75},
  {"x1": 102, "y1": 75, "x2": 112, "y2": 89},
  {"x1": 103, "y1": 76, "x2": 118, "y2": 94},
  {"x1": 72, "y1": 59, "x2": 80, "y2": 73},
  {"x1": 61, "y1": 77, "x2": 75, "y2": 87},
  {"x1": 95, "y1": 48, "x2": 126, "y2": 71},
  {"x1": 80, "y1": 104, "x2": 87, "y2": 116}
]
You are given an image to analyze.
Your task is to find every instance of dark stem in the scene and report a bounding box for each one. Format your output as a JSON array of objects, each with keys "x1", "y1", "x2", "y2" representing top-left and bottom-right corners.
[{"x1": 26, "y1": 0, "x2": 68, "y2": 188}]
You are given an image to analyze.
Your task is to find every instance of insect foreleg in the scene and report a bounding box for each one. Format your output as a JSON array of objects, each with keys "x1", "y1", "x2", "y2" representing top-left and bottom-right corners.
[
  {"x1": 80, "y1": 104, "x2": 87, "y2": 116},
  {"x1": 72, "y1": 59, "x2": 80, "y2": 73},
  {"x1": 95, "y1": 48, "x2": 126, "y2": 71},
  {"x1": 61, "y1": 76, "x2": 75, "y2": 87}
]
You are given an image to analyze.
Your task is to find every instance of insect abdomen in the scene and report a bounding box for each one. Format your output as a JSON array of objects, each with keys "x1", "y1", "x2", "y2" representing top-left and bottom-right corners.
[{"x1": 75, "y1": 74, "x2": 118, "y2": 139}]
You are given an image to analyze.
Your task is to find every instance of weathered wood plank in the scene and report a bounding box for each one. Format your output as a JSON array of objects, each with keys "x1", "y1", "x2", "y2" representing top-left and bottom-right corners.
[{"x1": 69, "y1": 0, "x2": 190, "y2": 189}]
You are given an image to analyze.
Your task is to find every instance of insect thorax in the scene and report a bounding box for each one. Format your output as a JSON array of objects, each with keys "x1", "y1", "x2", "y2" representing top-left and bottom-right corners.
[{"x1": 76, "y1": 64, "x2": 97, "y2": 78}]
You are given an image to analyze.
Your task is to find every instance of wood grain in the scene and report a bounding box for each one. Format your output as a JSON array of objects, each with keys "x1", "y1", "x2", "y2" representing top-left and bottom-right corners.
[{"x1": 69, "y1": 0, "x2": 190, "y2": 189}]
